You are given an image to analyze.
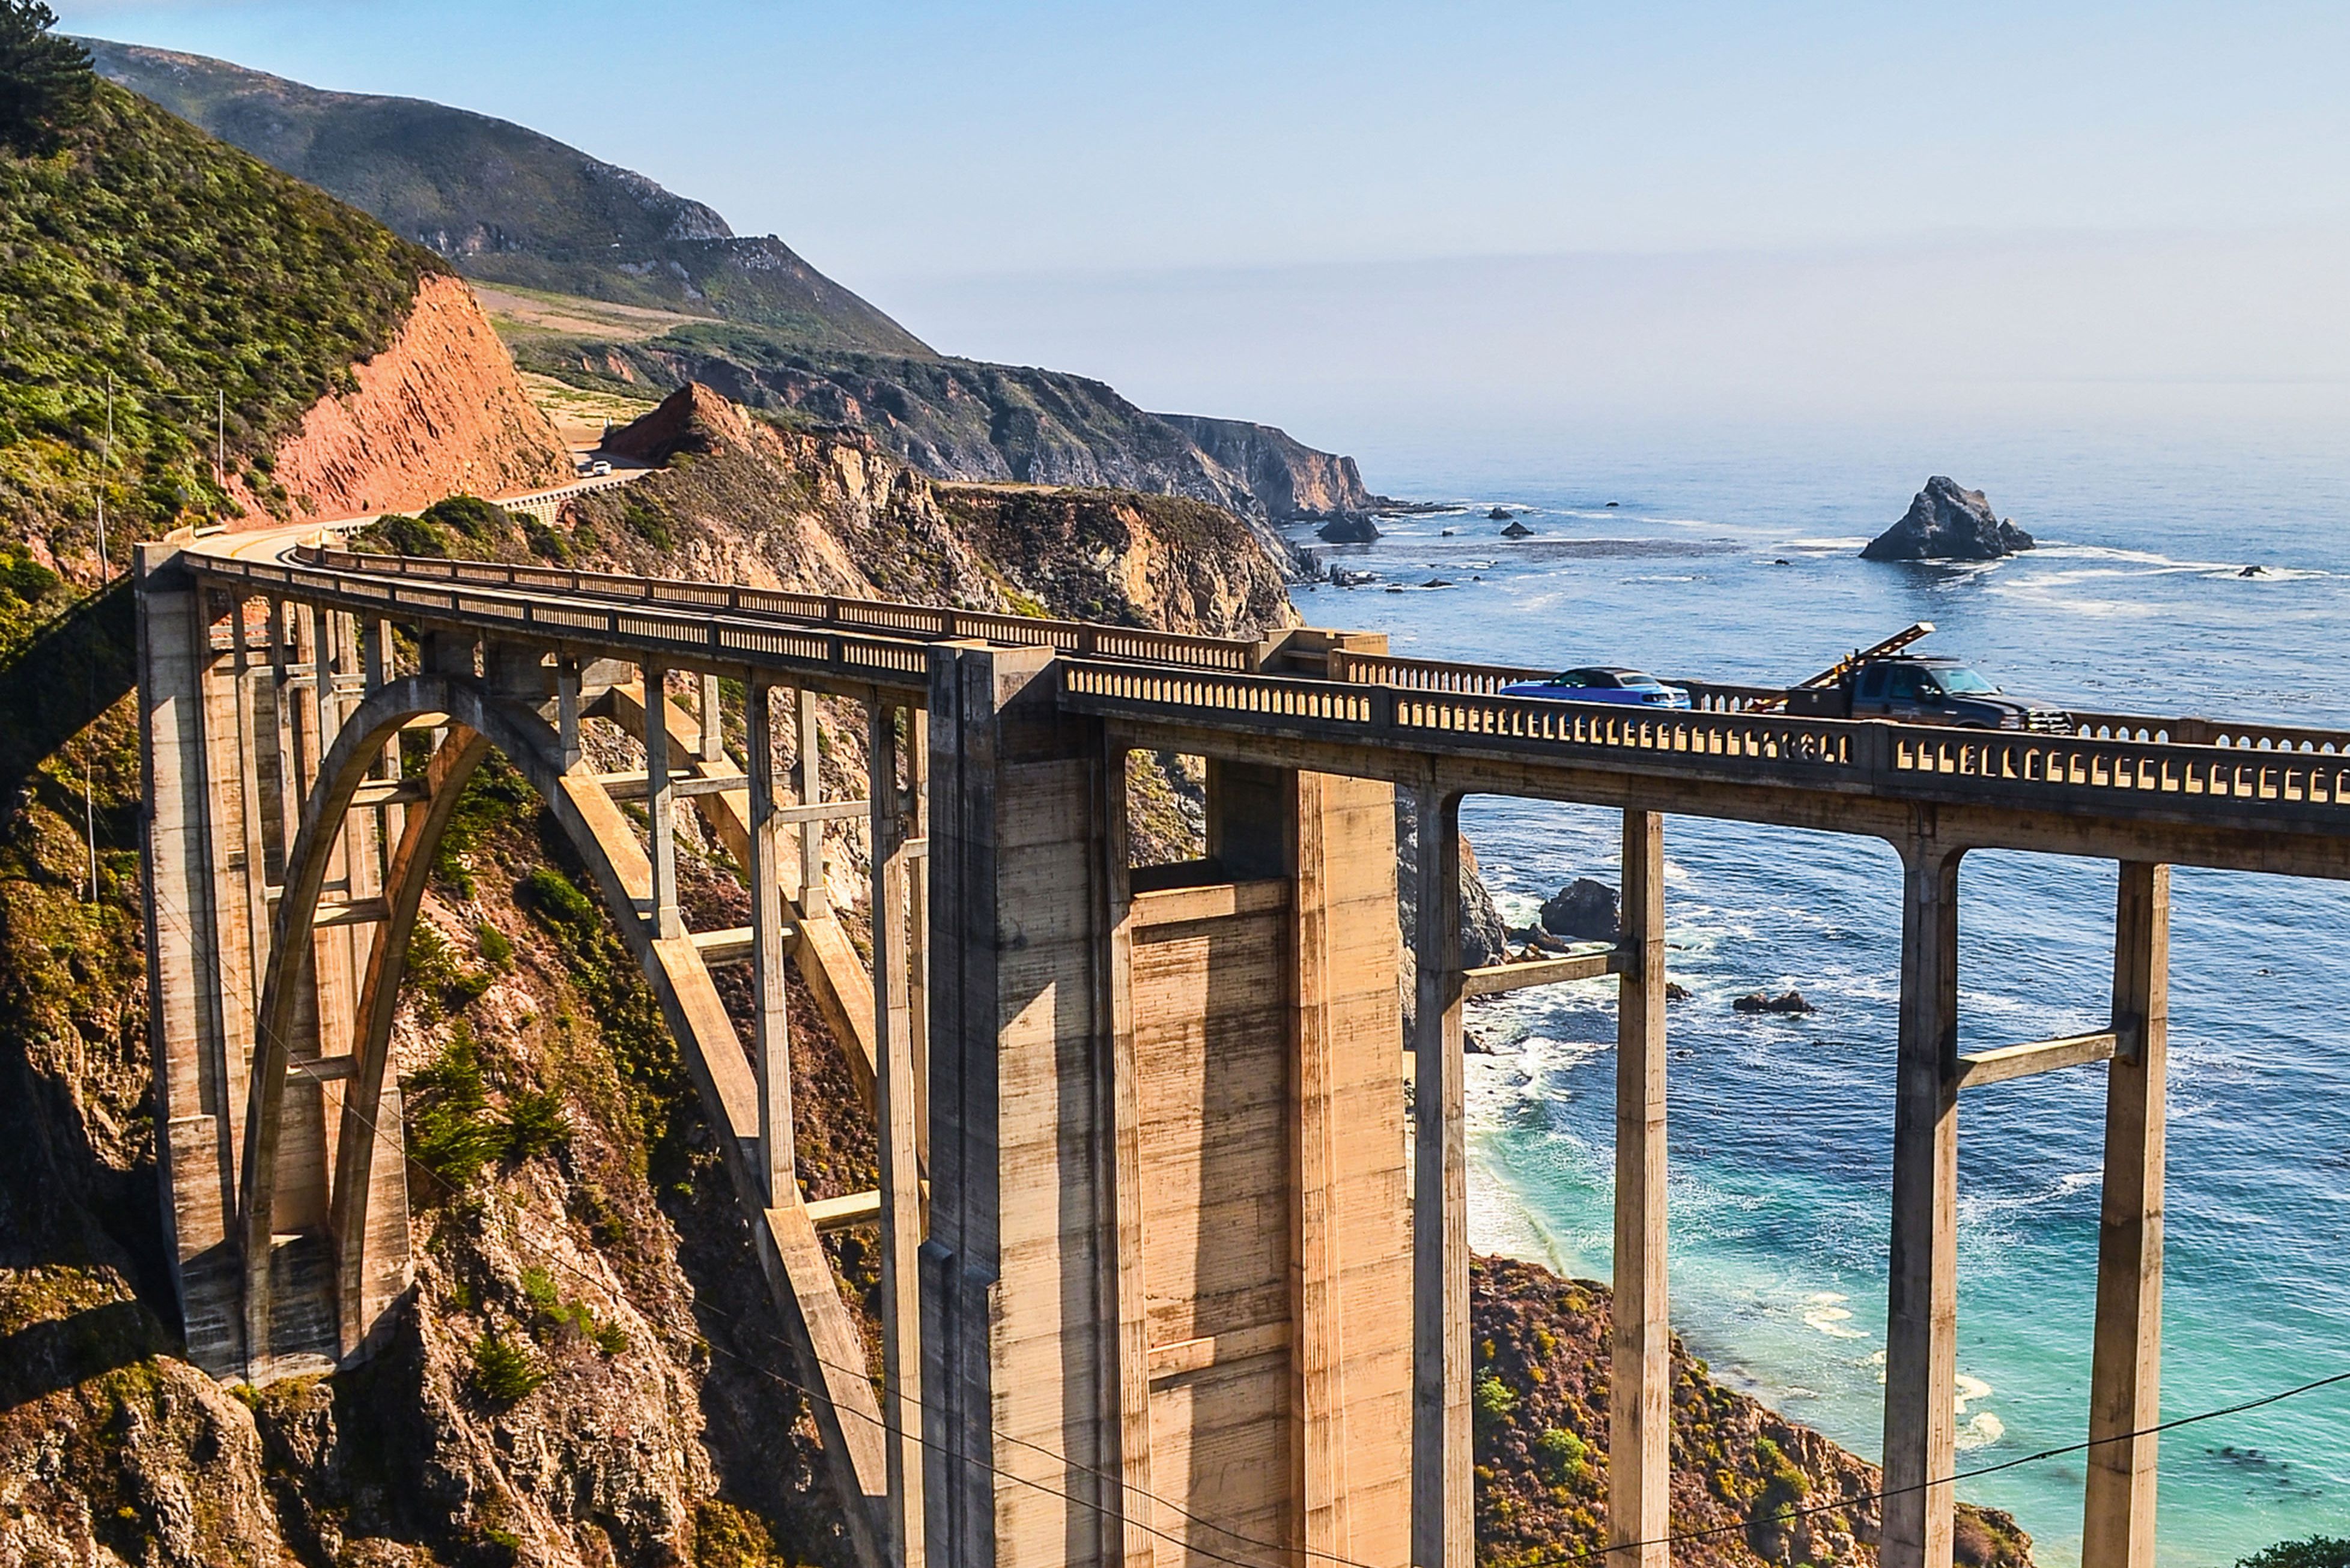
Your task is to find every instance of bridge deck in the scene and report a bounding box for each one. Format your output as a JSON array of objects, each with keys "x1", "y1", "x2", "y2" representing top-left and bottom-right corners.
[{"x1": 180, "y1": 537, "x2": 2350, "y2": 877}]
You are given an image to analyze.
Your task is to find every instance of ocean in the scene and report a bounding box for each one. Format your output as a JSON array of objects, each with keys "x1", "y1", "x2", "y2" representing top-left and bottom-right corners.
[{"x1": 1279, "y1": 414, "x2": 2350, "y2": 1567}]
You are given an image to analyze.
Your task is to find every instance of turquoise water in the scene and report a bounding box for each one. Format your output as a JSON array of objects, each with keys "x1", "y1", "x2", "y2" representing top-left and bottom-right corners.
[{"x1": 1281, "y1": 416, "x2": 2350, "y2": 1566}]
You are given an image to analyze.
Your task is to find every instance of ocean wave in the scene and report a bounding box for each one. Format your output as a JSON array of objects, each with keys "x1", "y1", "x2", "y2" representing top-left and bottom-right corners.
[{"x1": 1781, "y1": 537, "x2": 1874, "y2": 551}]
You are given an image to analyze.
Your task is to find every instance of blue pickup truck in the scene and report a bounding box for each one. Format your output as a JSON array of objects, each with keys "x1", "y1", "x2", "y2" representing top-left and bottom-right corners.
[{"x1": 1499, "y1": 666, "x2": 1693, "y2": 710}]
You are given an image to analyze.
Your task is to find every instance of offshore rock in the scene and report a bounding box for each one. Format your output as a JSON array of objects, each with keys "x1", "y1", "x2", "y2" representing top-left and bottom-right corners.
[
  {"x1": 1317, "y1": 514, "x2": 1380, "y2": 544},
  {"x1": 1734, "y1": 988, "x2": 1816, "y2": 1014},
  {"x1": 1862, "y1": 476, "x2": 2035, "y2": 561},
  {"x1": 1500, "y1": 519, "x2": 1534, "y2": 539},
  {"x1": 1539, "y1": 877, "x2": 1618, "y2": 940}
]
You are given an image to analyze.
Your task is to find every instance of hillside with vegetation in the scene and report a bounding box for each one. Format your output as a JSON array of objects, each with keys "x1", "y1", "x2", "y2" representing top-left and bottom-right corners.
[
  {"x1": 82, "y1": 40, "x2": 931, "y2": 359},
  {"x1": 86, "y1": 40, "x2": 1389, "y2": 539},
  {"x1": 0, "y1": 70, "x2": 442, "y2": 575}
]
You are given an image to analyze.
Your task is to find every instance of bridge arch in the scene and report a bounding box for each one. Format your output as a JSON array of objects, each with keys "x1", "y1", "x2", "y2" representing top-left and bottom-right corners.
[
  {"x1": 239, "y1": 673, "x2": 588, "y2": 1361},
  {"x1": 220, "y1": 658, "x2": 893, "y2": 1565}
]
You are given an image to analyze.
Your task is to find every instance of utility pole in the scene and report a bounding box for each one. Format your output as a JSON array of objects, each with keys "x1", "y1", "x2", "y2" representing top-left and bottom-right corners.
[{"x1": 96, "y1": 372, "x2": 112, "y2": 572}]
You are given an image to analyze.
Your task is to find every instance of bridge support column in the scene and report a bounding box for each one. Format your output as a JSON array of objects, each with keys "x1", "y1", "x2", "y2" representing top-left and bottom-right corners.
[
  {"x1": 138, "y1": 546, "x2": 244, "y2": 1373},
  {"x1": 643, "y1": 661, "x2": 682, "y2": 940},
  {"x1": 870, "y1": 694, "x2": 926, "y2": 1568},
  {"x1": 796, "y1": 688, "x2": 828, "y2": 915},
  {"x1": 1610, "y1": 808, "x2": 1669, "y2": 1567},
  {"x1": 1410, "y1": 781, "x2": 1471, "y2": 1568},
  {"x1": 747, "y1": 681, "x2": 796, "y2": 1209},
  {"x1": 2082, "y1": 862, "x2": 2169, "y2": 1568},
  {"x1": 927, "y1": 641, "x2": 1095, "y2": 1568},
  {"x1": 1882, "y1": 841, "x2": 1964, "y2": 1568}
]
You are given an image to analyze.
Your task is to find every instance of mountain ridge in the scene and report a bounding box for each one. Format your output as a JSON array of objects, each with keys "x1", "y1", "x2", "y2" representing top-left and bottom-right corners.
[{"x1": 85, "y1": 38, "x2": 1390, "y2": 540}]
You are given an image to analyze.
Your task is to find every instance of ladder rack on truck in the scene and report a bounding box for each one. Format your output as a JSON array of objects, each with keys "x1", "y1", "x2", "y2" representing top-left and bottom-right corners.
[{"x1": 1794, "y1": 621, "x2": 1936, "y2": 690}]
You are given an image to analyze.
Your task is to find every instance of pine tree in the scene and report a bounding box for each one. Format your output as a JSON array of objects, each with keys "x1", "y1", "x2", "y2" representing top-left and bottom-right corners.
[{"x1": 0, "y1": 1, "x2": 94, "y2": 154}]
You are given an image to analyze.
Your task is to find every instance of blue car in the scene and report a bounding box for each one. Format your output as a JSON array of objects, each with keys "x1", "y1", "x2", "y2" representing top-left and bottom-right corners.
[{"x1": 1500, "y1": 666, "x2": 1692, "y2": 709}]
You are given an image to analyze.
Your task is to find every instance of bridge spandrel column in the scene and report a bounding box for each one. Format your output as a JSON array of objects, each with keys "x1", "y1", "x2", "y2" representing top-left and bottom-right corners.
[
  {"x1": 1881, "y1": 841, "x2": 1963, "y2": 1568},
  {"x1": 2082, "y1": 862, "x2": 2170, "y2": 1568},
  {"x1": 1610, "y1": 808, "x2": 1669, "y2": 1568},
  {"x1": 870, "y1": 694, "x2": 926, "y2": 1568},
  {"x1": 925, "y1": 642, "x2": 1111, "y2": 1568},
  {"x1": 1409, "y1": 781, "x2": 1471, "y2": 1568}
]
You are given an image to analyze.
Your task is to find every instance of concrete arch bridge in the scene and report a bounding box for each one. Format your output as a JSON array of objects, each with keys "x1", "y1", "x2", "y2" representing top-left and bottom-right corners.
[{"x1": 133, "y1": 528, "x2": 2350, "y2": 1568}]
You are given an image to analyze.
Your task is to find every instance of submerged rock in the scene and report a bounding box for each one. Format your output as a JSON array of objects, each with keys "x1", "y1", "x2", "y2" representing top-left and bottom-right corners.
[
  {"x1": 1734, "y1": 988, "x2": 1815, "y2": 1015},
  {"x1": 1538, "y1": 877, "x2": 1618, "y2": 940},
  {"x1": 1316, "y1": 513, "x2": 1380, "y2": 543},
  {"x1": 1861, "y1": 476, "x2": 2035, "y2": 562}
]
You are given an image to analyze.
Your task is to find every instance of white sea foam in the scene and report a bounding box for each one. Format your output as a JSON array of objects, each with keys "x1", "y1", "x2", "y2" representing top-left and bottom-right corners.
[
  {"x1": 1804, "y1": 1305, "x2": 1868, "y2": 1340},
  {"x1": 1955, "y1": 1413, "x2": 2007, "y2": 1451}
]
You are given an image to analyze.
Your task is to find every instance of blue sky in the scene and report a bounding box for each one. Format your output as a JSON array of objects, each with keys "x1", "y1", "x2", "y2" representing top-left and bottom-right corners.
[{"x1": 55, "y1": 1, "x2": 2350, "y2": 450}]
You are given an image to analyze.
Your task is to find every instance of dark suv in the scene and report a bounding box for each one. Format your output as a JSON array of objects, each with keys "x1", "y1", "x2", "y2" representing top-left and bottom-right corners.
[{"x1": 1844, "y1": 656, "x2": 2071, "y2": 733}]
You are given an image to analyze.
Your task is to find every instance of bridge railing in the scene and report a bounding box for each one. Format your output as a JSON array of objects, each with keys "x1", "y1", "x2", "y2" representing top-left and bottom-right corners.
[
  {"x1": 192, "y1": 552, "x2": 937, "y2": 687},
  {"x1": 1063, "y1": 662, "x2": 2350, "y2": 826},
  {"x1": 293, "y1": 546, "x2": 1266, "y2": 674},
  {"x1": 1325, "y1": 648, "x2": 1790, "y2": 713}
]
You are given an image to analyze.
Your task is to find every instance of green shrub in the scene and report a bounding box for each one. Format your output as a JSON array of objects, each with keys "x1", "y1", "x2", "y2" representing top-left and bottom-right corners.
[
  {"x1": 2241, "y1": 1540, "x2": 2350, "y2": 1568},
  {"x1": 621, "y1": 498, "x2": 673, "y2": 551},
  {"x1": 503, "y1": 1088, "x2": 569, "y2": 1162},
  {"x1": 1535, "y1": 1426, "x2": 1588, "y2": 1480},
  {"x1": 523, "y1": 865, "x2": 596, "y2": 933},
  {"x1": 524, "y1": 518, "x2": 571, "y2": 563},
  {"x1": 1472, "y1": 1373, "x2": 1518, "y2": 1427},
  {"x1": 404, "y1": 1029, "x2": 506, "y2": 1193},
  {"x1": 362, "y1": 513, "x2": 450, "y2": 558},
  {"x1": 467, "y1": 1327, "x2": 546, "y2": 1405},
  {"x1": 475, "y1": 920, "x2": 514, "y2": 970},
  {"x1": 404, "y1": 923, "x2": 491, "y2": 1017},
  {"x1": 422, "y1": 494, "x2": 516, "y2": 543}
]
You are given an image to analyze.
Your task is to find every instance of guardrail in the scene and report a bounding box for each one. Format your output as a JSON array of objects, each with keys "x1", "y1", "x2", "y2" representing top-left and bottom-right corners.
[
  {"x1": 187, "y1": 551, "x2": 934, "y2": 689},
  {"x1": 293, "y1": 546, "x2": 1266, "y2": 674},
  {"x1": 1063, "y1": 661, "x2": 2350, "y2": 829}
]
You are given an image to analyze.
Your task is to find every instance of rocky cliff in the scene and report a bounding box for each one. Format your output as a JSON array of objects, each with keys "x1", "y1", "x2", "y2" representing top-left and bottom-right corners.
[
  {"x1": 245, "y1": 273, "x2": 575, "y2": 522},
  {"x1": 1159, "y1": 411, "x2": 1384, "y2": 518},
  {"x1": 1473, "y1": 1256, "x2": 2034, "y2": 1568}
]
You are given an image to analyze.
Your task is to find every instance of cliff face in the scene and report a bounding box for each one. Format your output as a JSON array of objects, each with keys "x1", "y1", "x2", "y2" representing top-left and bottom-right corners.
[
  {"x1": 246, "y1": 274, "x2": 575, "y2": 524},
  {"x1": 590, "y1": 381, "x2": 1298, "y2": 638},
  {"x1": 1159, "y1": 411, "x2": 1381, "y2": 518}
]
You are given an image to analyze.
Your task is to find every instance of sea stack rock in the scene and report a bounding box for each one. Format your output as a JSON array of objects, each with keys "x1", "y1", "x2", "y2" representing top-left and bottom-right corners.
[
  {"x1": 1861, "y1": 476, "x2": 2035, "y2": 562},
  {"x1": 1317, "y1": 514, "x2": 1380, "y2": 544},
  {"x1": 1539, "y1": 877, "x2": 1619, "y2": 940}
]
